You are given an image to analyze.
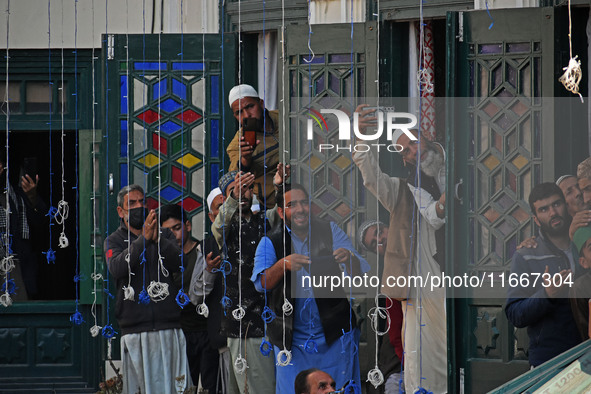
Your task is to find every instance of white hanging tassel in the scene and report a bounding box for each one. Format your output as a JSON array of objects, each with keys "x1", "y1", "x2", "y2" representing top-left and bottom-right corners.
[
  {"x1": 147, "y1": 280, "x2": 169, "y2": 302},
  {"x1": 367, "y1": 367, "x2": 385, "y2": 388},
  {"x1": 559, "y1": 56, "x2": 584, "y2": 103}
]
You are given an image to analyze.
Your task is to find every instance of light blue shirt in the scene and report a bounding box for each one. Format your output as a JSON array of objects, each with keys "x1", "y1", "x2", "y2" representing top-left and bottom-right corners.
[{"x1": 251, "y1": 222, "x2": 370, "y2": 293}]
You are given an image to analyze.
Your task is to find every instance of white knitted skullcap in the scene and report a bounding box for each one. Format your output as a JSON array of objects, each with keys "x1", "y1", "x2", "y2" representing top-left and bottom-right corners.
[
  {"x1": 391, "y1": 129, "x2": 418, "y2": 145},
  {"x1": 228, "y1": 84, "x2": 259, "y2": 107},
  {"x1": 207, "y1": 187, "x2": 222, "y2": 210}
]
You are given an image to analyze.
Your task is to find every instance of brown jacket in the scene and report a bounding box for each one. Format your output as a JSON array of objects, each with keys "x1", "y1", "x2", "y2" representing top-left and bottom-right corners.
[{"x1": 226, "y1": 109, "x2": 280, "y2": 208}]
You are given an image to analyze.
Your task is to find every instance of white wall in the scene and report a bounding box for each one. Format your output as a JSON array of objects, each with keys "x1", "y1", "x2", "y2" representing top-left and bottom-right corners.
[{"x1": 0, "y1": 0, "x2": 218, "y2": 49}]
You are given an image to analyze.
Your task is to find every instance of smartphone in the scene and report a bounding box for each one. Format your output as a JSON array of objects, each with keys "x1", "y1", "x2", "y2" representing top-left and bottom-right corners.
[
  {"x1": 22, "y1": 157, "x2": 38, "y2": 180},
  {"x1": 242, "y1": 118, "x2": 260, "y2": 147}
]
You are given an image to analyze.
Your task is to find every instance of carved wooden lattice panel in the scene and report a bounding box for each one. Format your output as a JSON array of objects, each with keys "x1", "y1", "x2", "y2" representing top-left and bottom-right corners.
[{"x1": 467, "y1": 42, "x2": 542, "y2": 276}]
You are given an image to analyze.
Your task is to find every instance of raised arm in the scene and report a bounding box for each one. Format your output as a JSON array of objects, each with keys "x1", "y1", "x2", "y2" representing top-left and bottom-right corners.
[{"x1": 352, "y1": 149, "x2": 400, "y2": 213}]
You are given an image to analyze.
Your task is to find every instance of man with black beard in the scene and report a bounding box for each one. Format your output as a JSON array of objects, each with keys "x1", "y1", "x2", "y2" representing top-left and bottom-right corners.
[
  {"x1": 505, "y1": 182, "x2": 582, "y2": 367},
  {"x1": 104, "y1": 184, "x2": 192, "y2": 393}
]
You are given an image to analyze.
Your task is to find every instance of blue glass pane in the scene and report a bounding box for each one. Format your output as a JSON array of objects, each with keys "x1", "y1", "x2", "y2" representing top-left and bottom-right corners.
[
  {"x1": 172, "y1": 79, "x2": 186, "y2": 100},
  {"x1": 154, "y1": 79, "x2": 167, "y2": 101},
  {"x1": 211, "y1": 76, "x2": 219, "y2": 114},
  {"x1": 120, "y1": 76, "x2": 128, "y2": 114},
  {"x1": 160, "y1": 120, "x2": 182, "y2": 135},
  {"x1": 211, "y1": 163, "x2": 219, "y2": 190},
  {"x1": 120, "y1": 163, "x2": 128, "y2": 188},
  {"x1": 328, "y1": 54, "x2": 350, "y2": 63},
  {"x1": 172, "y1": 62, "x2": 205, "y2": 71},
  {"x1": 210, "y1": 119, "x2": 219, "y2": 156},
  {"x1": 300, "y1": 55, "x2": 324, "y2": 64},
  {"x1": 160, "y1": 98, "x2": 182, "y2": 113},
  {"x1": 134, "y1": 62, "x2": 167, "y2": 71},
  {"x1": 120, "y1": 120, "x2": 128, "y2": 157},
  {"x1": 160, "y1": 185, "x2": 182, "y2": 201}
]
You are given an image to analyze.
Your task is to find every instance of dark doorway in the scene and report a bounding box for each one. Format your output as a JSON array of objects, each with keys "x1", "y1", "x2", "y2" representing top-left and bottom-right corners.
[{"x1": 2, "y1": 129, "x2": 78, "y2": 301}]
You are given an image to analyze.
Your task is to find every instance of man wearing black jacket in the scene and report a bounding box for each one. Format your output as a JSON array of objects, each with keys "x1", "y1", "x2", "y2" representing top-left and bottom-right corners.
[
  {"x1": 104, "y1": 185, "x2": 191, "y2": 394},
  {"x1": 160, "y1": 204, "x2": 222, "y2": 393}
]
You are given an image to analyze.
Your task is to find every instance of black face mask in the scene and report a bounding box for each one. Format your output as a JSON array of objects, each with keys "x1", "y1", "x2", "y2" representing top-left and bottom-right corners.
[{"x1": 127, "y1": 207, "x2": 148, "y2": 230}]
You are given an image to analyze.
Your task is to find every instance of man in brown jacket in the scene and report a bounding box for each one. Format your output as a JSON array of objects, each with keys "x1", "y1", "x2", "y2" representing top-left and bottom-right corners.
[
  {"x1": 226, "y1": 84, "x2": 279, "y2": 209},
  {"x1": 353, "y1": 105, "x2": 447, "y2": 393}
]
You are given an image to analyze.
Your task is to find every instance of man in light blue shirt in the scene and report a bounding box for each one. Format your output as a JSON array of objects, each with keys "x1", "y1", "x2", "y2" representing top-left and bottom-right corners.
[{"x1": 251, "y1": 183, "x2": 370, "y2": 393}]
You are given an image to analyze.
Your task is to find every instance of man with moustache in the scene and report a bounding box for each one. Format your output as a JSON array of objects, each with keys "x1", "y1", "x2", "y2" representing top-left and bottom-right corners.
[
  {"x1": 104, "y1": 185, "x2": 191, "y2": 393},
  {"x1": 204, "y1": 166, "x2": 287, "y2": 394},
  {"x1": 226, "y1": 84, "x2": 279, "y2": 209},
  {"x1": 353, "y1": 105, "x2": 447, "y2": 393},
  {"x1": 252, "y1": 183, "x2": 369, "y2": 393},
  {"x1": 505, "y1": 182, "x2": 581, "y2": 367}
]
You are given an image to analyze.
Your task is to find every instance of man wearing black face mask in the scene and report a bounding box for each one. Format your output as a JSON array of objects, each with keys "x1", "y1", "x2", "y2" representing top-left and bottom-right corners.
[{"x1": 104, "y1": 184, "x2": 192, "y2": 393}]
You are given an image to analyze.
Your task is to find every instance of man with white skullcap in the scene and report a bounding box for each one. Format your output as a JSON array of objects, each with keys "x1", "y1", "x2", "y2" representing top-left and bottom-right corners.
[
  {"x1": 352, "y1": 105, "x2": 447, "y2": 394},
  {"x1": 226, "y1": 84, "x2": 280, "y2": 209}
]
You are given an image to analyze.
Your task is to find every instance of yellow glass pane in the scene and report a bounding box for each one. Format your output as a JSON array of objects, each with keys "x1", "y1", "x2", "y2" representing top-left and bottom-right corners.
[
  {"x1": 309, "y1": 156, "x2": 323, "y2": 170},
  {"x1": 138, "y1": 153, "x2": 161, "y2": 168},
  {"x1": 176, "y1": 153, "x2": 202, "y2": 168},
  {"x1": 333, "y1": 155, "x2": 352, "y2": 170},
  {"x1": 512, "y1": 155, "x2": 528, "y2": 170},
  {"x1": 483, "y1": 155, "x2": 500, "y2": 170}
]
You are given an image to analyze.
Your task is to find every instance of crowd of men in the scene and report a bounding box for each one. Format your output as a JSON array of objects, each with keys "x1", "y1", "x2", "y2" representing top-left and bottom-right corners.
[
  {"x1": 102, "y1": 84, "x2": 453, "y2": 394},
  {"x1": 102, "y1": 82, "x2": 591, "y2": 394}
]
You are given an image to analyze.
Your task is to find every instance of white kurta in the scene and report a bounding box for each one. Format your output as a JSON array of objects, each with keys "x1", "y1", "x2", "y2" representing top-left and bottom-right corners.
[
  {"x1": 120, "y1": 328, "x2": 193, "y2": 394},
  {"x1": 353, "y1": 150, "x2": 448, "y2": 394}
]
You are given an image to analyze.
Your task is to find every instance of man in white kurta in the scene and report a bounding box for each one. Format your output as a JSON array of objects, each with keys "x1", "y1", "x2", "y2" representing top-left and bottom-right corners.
[{"x1": 353, "y1": 126, "x2": 447, "y2": 393}]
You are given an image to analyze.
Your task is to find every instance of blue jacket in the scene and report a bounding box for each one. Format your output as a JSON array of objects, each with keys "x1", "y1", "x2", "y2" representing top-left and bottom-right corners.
[{"x1": 505, "y1": 231, "x2": 581, "y2": 367}]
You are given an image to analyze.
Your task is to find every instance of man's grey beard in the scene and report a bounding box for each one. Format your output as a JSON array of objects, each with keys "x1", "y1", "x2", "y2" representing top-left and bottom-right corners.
[{"x1": 419, "y1": 140, "x2": 444, "y2": 178}]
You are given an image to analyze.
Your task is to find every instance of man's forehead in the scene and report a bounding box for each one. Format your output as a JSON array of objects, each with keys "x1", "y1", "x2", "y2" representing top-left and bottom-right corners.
[
  {"x1": 231, "y1": 96, "x2": 260, "y2": 111},
  {"x1": 286, "y1": 189, "x2": 307, "y2": 202},
  {"x1": 126, "y1": 191, "x2": 144, "y2": 200},
  {"x1": 533, "y1": 194, "x2": 563, "y2": 208},
  {"x1": 162, "y1": 217, "x2": 182, "y2": 227},
  {"x1": 579, "y1": 177, "x2": 591, "y2": 188},
  {"x1": 560, "y1": 177, "x2": 578, "y2": 193}
]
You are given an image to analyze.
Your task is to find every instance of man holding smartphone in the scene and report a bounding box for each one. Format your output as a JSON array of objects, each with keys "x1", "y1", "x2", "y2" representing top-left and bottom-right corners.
[{"x1": 226, "y1": 84, "x2": 279, "y2": 209}]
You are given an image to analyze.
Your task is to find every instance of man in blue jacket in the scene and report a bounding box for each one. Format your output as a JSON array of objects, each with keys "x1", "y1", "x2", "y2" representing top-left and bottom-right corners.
[{"x1": 505, "y1": 182, "x2": 581, "y2": 367}]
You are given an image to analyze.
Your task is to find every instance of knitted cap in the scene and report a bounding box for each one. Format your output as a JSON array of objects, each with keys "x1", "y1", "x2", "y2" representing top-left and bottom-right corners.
[
  {"x1": 207, "y1": 187, "x2": 222, "y2": 210},
  {"x1": 358, "y1": 219, "x2": 387, "y2": 252},
  {"x1": 218, "y1": 171, "x2": 238, "y2": 196},
  {"x1": 574, "y1": 225, "x2": 591, "y2": 254},
  {"x1": 228, "y1": 84, "x2": 259, "y2": 107},
  {"x1": 391, "y1": 128, "x2": 418, "y2": 145},
  {"x1": 556, "y1": 174, "x2": 575, "y2": 187}
]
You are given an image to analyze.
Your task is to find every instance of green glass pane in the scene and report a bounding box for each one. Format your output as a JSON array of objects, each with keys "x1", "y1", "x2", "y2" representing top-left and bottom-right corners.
[
  {"x1": 120, "y1": 62, "x2": 128, "y2": 71},
  {"x1": 171, "y1": 135, "x2": 184, "y2": 155},
  {"x1": 150, "y1": 166, "x2": 169, "y2": 186}
]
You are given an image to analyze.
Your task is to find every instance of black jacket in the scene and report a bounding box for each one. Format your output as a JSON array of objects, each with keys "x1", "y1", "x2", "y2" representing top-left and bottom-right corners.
[{"x1": 104, "y1": 223, "x2": 182, "y2": 335}]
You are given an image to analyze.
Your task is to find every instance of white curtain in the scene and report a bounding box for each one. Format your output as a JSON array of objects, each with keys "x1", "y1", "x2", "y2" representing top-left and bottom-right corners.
[{"x1": 257, "y1": 32, "x2": 278, "y2": 110}]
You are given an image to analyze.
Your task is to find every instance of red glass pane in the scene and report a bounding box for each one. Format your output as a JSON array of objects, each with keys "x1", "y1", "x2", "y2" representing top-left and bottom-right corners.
[
  {"x1": 146, "y1": 197, "x2": 159, "y2": 210},
  {"x1": 152, "y1": 133, "x2": 167, "y2": 155},
  {"x1": 178, "y1": 197, "x2": 202, "y2": 212},
  {"x1": 137, "y1": 109, "x2": 161, "y2": 124},
  {"x1": 172, "y1": 166, "x2": 186, "y2": 188},
  {"x1": 176, "y1": 109, "x2": 202, "y2": 124}
]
